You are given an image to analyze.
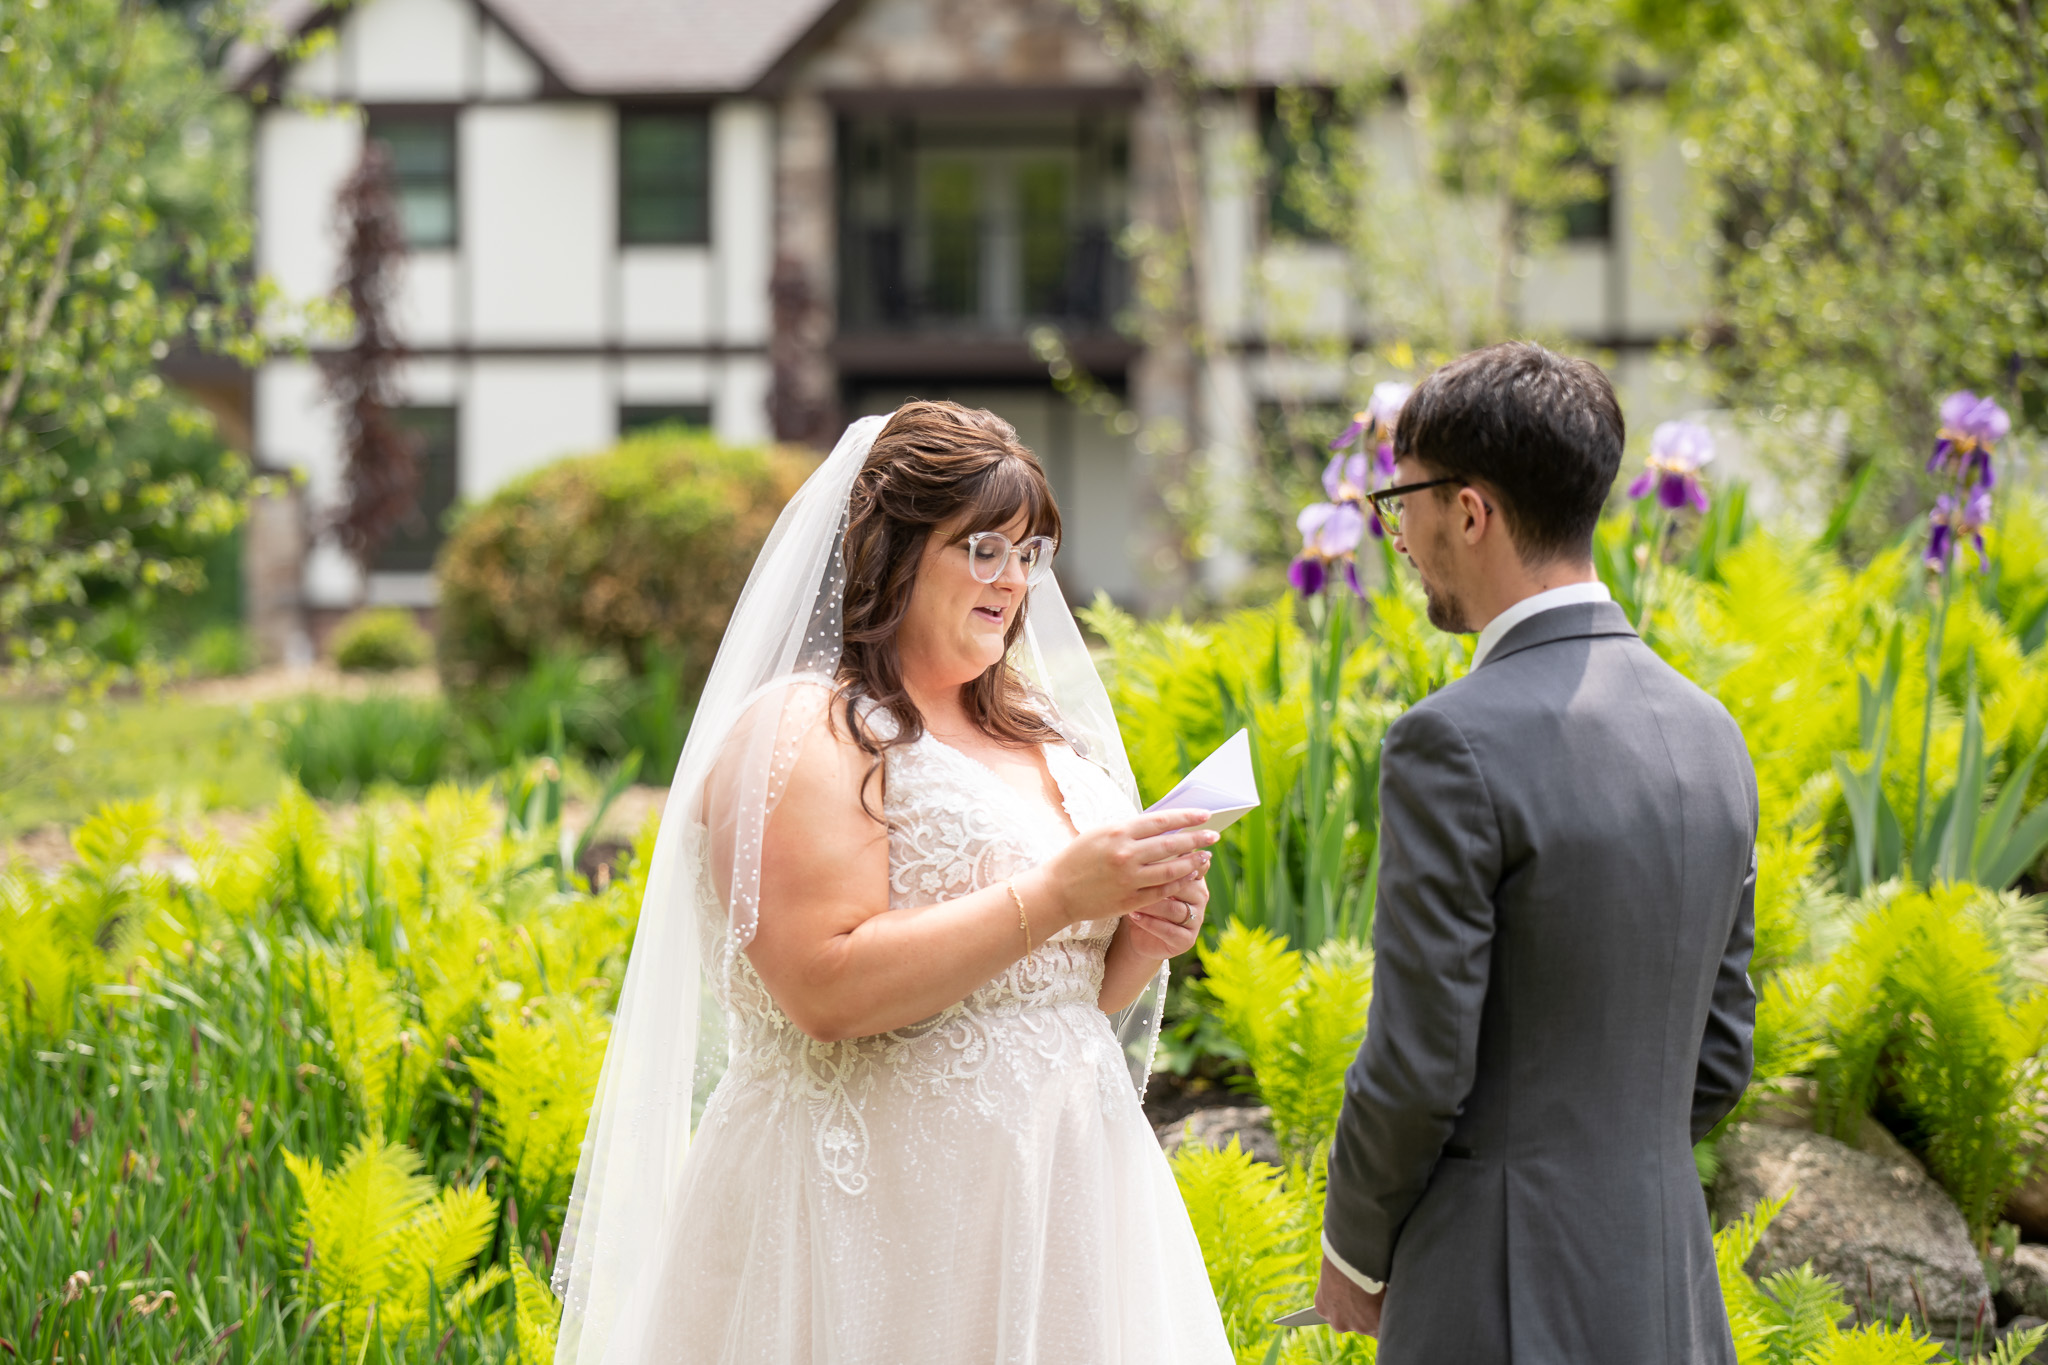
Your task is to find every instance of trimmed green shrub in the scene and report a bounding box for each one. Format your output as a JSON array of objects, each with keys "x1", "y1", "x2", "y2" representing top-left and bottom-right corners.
[
  {"x1": 332, "y1": 607, "x2": 433, "y2": 672},
  {"x1": 436, "y1": 428, "x2": 814, "y2": 690}
]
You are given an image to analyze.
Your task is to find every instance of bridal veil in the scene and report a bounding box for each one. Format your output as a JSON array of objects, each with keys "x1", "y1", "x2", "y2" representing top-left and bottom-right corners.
[{"x1": 550, "y1": 412, "x2": 1167, "y2": 1364}]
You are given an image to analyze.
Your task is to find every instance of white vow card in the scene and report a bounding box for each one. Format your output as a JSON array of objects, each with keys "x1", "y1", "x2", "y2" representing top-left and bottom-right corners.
[
  {"x1": 1145, "y1": 729, "x2": 1261, "y2": 835},
  {"x1": 1273, "y1": 1304, "x2": 1326, "y2": 1327}
]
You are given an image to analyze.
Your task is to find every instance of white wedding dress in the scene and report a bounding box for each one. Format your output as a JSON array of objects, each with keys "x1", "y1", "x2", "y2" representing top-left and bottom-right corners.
[{"x1": 621, "y1": 722, "x2": 1234, "y2": 1363}]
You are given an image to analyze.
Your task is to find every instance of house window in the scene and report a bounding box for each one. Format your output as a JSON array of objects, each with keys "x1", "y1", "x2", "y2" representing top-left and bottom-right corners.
[
  {"x1": 1559, "y1": 163, "x2": 1615, "y2": 242},
  {"x1": 374, "y1": 407, "x2": 458, "y2": 573},
  {"x1": 1261, "y1": 90, "x2": 1340, "y2": 244},
  {"x1": 620, "y1": 110, "x2": 711, "y2": 245},
  {"x1": 620, "y1": 404, "x2": 712, "y2": 435},
  {"x1": 368, "y1": 114, "x2": 457, "y2": 248}
]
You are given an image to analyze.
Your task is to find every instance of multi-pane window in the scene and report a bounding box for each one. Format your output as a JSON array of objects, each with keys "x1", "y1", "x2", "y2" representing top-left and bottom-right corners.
[
  {"x1": 838, "y1": 112, "x2": 1128, "y2": 332},
  {"x1": 1261, "y1": 90, "x2": 1339, "y2": 244},
  {"x1": 620, "y1": 111, "x2": 711, "y2": 245},
  {"x1": 367, "y1": 114, "x2": 457, "y2": 248},
  {"x1": 620, "y1": 404, "x2": 712, "y2": 435},
  {"x1": 373, "y1": 407, "x2": 458, "y2": 574}
]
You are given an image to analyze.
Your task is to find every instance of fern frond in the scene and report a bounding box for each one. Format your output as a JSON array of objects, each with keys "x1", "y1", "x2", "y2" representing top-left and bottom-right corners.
[
  {"x1": 511, "y1": 1247, "x2": 562, "y2": 1365},
  {"x1": 1172, "y1": 1139, "x2": 1312, "y2": 1364},
  {"x1": 1795, "y1": 1317, "x2": 1945, "y2": 1365},
  {"x1": 1972, "y1": 1321, "x2": 2048, "y2": 1365}
]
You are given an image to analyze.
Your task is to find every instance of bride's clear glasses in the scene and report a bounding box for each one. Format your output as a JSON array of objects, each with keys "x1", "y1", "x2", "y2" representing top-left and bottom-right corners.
[{"x1": 966, "y1": 531, "x2": 1058, "y2": 586}]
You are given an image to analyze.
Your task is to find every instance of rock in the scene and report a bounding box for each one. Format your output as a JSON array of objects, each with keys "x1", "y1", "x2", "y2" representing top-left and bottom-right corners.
[
  {"x1": 2009, "y1": 1174, "x2": 2048, "y2": 1242},
  {"x1": 1156, "y1": 1105, "x2": 1281, "y2": 1167},
  {"x1": 1995, "y1": 1247, "x2": 2048, "y2": 1321},
  {"x1": 1747, "y1": 1078, "x2": 1924, "y2": 1172},
  {"x1": 1711, "y1": 1122, "x2": 1992, "y2": 1338}
]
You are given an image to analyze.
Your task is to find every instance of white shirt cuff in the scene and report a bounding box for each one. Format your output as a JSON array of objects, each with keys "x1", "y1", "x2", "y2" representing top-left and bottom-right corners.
[{"x1": 1321, "y1": 1232, "x2": 1385, "y2": 1293}]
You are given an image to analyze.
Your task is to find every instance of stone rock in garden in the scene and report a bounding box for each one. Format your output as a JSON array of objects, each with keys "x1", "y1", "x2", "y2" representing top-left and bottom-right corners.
[
  {"x1": 2008, "y1": 1173, "x2": 2048, "y2": 1242},
  {"x1": 1747, "y1": 1078, "x2": 1923, "y2": 1172},
  {"x1": 1156, "y1": 1105, "x2": 1281, "y2": 1167},
  {"x1": 1994, "y1": 1247, "x2": 2048, "y2": 1322},
  {"x1": 1710, "y1": 1122, "x2": 1993, "y2": 1339}
]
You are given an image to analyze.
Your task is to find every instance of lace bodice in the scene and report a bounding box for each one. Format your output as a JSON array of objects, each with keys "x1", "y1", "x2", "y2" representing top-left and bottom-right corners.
[{"x1": 697, "y1": 727, "x2": 1139, "y2": 1195}]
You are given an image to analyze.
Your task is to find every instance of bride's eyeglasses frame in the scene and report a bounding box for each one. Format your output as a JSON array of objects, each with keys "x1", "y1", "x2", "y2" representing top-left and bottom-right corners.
[{"x1": 963, "y1": 530, "x2": 1058, "y2": 586}]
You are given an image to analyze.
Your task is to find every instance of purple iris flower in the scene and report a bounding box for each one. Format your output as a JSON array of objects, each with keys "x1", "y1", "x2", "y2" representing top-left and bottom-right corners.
[
  {"x1": 1927, "y1": 485, "x2": 1994, "y2": 573},
  {"x1": 1625, "y1": 420, "x2": 1714, "y2": 513},
  {"x1": 1298, "y1": 500, "x2": 1366, "y2": 556},
  {"x1": 1328, "y1": 382, "x2": 1415, "y2": 456},
  {"x1": 1322, "y1": 452, "x2": 1370, "y2": 502},
  {"x1": 1343, "y1": 558, "x2": 1366, "y2": 598},
  {"x1": 1929, "y1": 390, "x2": 2007, "y2": 489},
  {"x1": 1288, "y1": 555, "x2": 1327, "y2": 595}
]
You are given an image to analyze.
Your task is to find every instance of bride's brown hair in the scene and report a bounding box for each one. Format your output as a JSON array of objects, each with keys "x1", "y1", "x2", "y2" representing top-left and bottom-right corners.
[{"x1": 836, "y1": 400, "x2": 1064, "y2": 809}]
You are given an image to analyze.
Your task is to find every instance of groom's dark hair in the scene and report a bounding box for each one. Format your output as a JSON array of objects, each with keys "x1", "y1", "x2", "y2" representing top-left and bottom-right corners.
[{"x1": 1393, "y1": 341, "x2": 1623, "y2": 565}]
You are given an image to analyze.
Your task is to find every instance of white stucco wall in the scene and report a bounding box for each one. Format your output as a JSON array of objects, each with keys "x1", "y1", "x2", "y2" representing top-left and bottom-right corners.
[
  {"x1": 256, "y1": 108, "x2": 362, "y2": 313},
  {"x1": 465, "y1": 358, "x2": 613, "y2": 495},
  {"x1": 620, "y1": 356, "x2": 715, "y2": 404},
  {"x1": 465, "y1": 105, "x2": 615, "y2": 344},
  {"x1": 620, "y1": 250, "x2": 713, "y2": 344},
  {"x1": 348, "y1": 0, "x2": 472, "y2": 101},
  {"x1": 713, "y1": 101, "x2": 775, "y2": 345},
  {"x1": 715, "y1": 357, "x2": 774, "y2": 446}
]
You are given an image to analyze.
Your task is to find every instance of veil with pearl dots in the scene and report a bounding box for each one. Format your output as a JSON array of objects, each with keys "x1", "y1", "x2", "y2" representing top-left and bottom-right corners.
[{"x1": 549, "y1": 412, "x2": 1164, "y2": 1365}]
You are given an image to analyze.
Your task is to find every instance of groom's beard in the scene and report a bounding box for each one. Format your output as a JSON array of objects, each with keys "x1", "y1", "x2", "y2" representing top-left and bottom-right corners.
[{"x1": 1418, "y1": 530, "x2": 1472, "y2": 634}]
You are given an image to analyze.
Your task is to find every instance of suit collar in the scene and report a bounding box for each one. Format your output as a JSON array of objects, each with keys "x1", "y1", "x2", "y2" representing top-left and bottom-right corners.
[{"x1": 1477, "y1": 599, "x2": 1638, "y2": 668}]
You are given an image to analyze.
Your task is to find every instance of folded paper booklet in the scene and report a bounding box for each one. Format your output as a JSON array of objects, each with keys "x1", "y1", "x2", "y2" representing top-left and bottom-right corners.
[
  {"x1": 1273, "y1": 1305, "x2": 1326, "y2": 1327},
  {"x1": 1145, "y1": 729, "x2": 1261, "y2": 835}
]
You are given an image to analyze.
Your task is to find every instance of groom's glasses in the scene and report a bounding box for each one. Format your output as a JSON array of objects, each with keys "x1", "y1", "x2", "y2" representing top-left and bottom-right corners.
[
  {"x1": 965, "y1": 531, "x2": 1058, "y2": 586},
  {"x1": 1368, "y1": 477, "x2": 1472, "y2": 536}
]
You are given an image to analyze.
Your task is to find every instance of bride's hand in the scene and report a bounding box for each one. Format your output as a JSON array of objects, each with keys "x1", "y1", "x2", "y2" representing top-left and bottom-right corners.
[
  {"x1": 1019, "y1": 809, "x2": 1217, "y2": 930},
  {"x1": 1125, "y1": 869, "x2": 1209, "y2": 960}
]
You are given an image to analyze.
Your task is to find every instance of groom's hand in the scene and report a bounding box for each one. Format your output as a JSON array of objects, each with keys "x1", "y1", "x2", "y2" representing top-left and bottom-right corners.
[{"x1": 1314, "y1": 1254, "x2": 1385, "y2": 1336}]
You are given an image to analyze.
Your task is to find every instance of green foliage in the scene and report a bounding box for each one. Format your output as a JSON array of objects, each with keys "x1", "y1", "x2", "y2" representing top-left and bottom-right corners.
[
  {"x1": 1084, "y1": 595, "x2": 1394, "y2": 949},
  {"x1": 1197, "y1": 923, "x2": 1372, "y2": 1168},
  {"x1": 184, "y1": 622, "x2": 255, "y2": 679},
  {"x1": 453, "y1": 648, "x2": 689, "y2": 782},
  {"x1": 1671, "y1": 0, "x2": 2048, "y2": 541},
  {"x1": 284, "y1": 1136, "x2": 503, "y2": 1350},
  {"x1": 436, "y1": 428, "x2": 814, "y2": 693},
  {"x1": 510, "y1": 1246, "x2": 562, "y2": 1364},
  {"x1": 332, "y1": 607, "x2": 434, "y2": 673},
  {"x1": 467, "y1": 992, "x2": 610, "y2": 1231},
  {"x1": 1813, "y1": 884, "x2": 2048, "y2": 1246},
  {"x1": 0, "y1": 0, "x2": 276, "y2": 671},
  {"x1": 277, "y1": 693, "x2": 456, "y2": 798},
  {"x1": 0, "y1": 781, "x2": 647, "y2": 1356}
]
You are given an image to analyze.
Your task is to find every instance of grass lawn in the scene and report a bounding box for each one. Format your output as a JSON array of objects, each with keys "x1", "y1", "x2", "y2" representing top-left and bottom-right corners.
[{"x1": 0, "y1": 692, "x2": 284, "y2": 839}]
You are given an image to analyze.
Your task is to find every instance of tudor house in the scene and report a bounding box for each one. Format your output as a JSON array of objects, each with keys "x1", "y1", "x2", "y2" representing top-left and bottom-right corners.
[{"x1": 229, "y1": 0, "x2": 1708, "y2": 658}]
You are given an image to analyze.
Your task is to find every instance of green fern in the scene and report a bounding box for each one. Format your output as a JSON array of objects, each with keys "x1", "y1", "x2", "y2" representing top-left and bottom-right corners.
[
  {"x1": 511, "y1": 1246, "x2": 562, "y2": 1364},
  {"x1": 1171, "y1": 1138, "x2": 1312, "y2": 1365},
  {"x1": 308, "y1": 943, "x2": 428, "y2": 1137},
  {"x1": 1197, "y1": 924, "x2": 1372, "y2": 1167},
  {"x1": 1813, "y1": 884, "x2": 2048, "y2": 1245},
  {"x1": 283, "y1": 1135, "x2": 498, "y2": 1350},
  {"x1": 467, "y1": 992, "x2": 610, "y2": 1225}
]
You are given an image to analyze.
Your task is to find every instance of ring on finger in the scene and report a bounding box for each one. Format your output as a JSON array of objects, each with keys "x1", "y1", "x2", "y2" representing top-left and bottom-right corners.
[{"x1": 1176, "y1": 899, "x2": 1193, "y2": 926}]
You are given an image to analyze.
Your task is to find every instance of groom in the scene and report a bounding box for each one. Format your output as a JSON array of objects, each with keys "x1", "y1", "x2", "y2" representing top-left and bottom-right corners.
[{"x1": 1314, "y1": 343, "x2": 1758, "y2": 1364}]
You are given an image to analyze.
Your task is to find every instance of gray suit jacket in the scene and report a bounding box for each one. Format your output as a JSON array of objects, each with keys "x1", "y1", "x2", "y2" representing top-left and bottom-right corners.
[{"x1": 1323, "y1": 600, "x2": 1758, "y2": 1365}]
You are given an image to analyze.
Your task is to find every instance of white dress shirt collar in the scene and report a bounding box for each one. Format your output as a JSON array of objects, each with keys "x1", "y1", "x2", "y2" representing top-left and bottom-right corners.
[{"x1": 1469, "y1": 580, "x2": 1613, "y2": 671}]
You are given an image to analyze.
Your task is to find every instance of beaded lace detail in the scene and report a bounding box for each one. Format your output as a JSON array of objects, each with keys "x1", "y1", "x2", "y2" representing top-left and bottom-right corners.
[{"x1": 697, "y1": 732, "x2": 1135, "y2": 1197}]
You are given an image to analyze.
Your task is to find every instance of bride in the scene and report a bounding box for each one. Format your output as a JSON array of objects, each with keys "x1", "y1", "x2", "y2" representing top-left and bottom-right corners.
[{"x1": 550, "y1": 401, "x2": 1235, "y2": 1363}]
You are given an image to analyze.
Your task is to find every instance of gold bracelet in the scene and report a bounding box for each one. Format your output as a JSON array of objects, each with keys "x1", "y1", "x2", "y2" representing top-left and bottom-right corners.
[{"x1": 1007, "y1": 879, "x2": 1031, "y2": 954}]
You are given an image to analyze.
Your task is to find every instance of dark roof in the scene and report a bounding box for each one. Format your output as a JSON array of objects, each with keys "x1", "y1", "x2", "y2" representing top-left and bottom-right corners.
[{"x1": 229, "y1": 0, "x2": 1416, "y2": 97}]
